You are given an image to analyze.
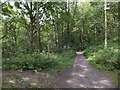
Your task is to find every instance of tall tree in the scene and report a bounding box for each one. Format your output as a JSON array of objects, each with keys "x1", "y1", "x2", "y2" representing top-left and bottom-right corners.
[{"x1": 104, "y1": 0, "x2": 108, "y2": 48}]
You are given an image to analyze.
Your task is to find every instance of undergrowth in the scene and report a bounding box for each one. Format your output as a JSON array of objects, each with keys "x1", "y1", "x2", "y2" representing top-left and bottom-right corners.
[
  {"x1": 2, "y1": 49, "x2": 75, "y2": 73},
  {"x1": 84, "y1": 42, "x2": 119, "y2": 72}
]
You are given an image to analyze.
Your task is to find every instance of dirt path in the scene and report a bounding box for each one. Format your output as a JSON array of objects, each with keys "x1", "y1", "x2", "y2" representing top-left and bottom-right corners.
[
  {"x1": 2, "y1": 52, "x2": 116, "y2": 88},
  {"x1": 53, "y1": 52, "x2": 116, "y2": 88}
]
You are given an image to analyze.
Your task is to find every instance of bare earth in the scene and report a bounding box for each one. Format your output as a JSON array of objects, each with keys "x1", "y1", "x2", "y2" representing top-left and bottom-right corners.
[
  {"x1": 2, "y1": 70, "x2": 55, "y2": 88},
  {"x1": 2, "y1": 52, "x2": 116, "y2": 88},
  {"x1": 53, "y1": 52, "x2": 116, "y2": 88}
]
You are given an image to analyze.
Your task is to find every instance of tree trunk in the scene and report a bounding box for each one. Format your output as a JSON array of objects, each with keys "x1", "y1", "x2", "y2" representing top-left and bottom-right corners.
[
  {"x1": 37, "y1": 27, "x2": 42, "y2": 51},
  {"x1": 47, "y1": 41, "x2": 50, "y2": 59},
  {"x1": 53, "y1": 19, "x2": 57, "y2": 48},
  {"x1": 94, "y1": 25, "x2": 97, "y2": 43},
  {"x1": 13, "y1": 24, "x2": 17, "y2": 52},
  {"x1": 67, "y1": 1, "x2": 70, "y2": 49},
  {"x1": 56, "y1": 22, "x2": 60, "y2": 48},
  {"x1": 61, "y1": 19, "x2": 64, "y2": 48},
  {"x1": 29, "y1": 2, "x2": 34, "y2": 54},
  {"x1": 104, "y1": 0, "x2": 108, "y2": 48},
  {"x1": 37, "y1": 2, "x2": 42, "y2": 52},
  {"x1": 70, "y1": 1, "x2": 77, "y2": 47}
]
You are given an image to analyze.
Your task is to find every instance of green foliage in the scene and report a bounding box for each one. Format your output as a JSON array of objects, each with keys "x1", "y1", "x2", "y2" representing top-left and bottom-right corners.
[
  {"x1": 3, "y1": 50, "x2": 75, "y2": 73},
  {"x1": 3, "y1": 52, "x2": 56, "y2": 71},
  {"x1": 53, "y1": 48, "x2": 66, "y2": 53},
  {"x1": 84, "y1": 42, "x2": 119, "y2": 71},
  {"x1": 50, "y1": 50, "x2": 75, "y2": 72}
]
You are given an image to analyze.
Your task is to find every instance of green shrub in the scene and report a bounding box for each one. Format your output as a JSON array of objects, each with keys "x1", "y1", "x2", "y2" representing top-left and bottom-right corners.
[
  {"x1": 54, "y1": 48, "x2": 66, "y2": 53},
  {"x1": 84, "y1": 42, "x2": 119, "y2": 71},
  {"x1": 2, "y1": 50, "x2": 75, "y2": 73},
  {"x1": 3, "y1": 52, "x2": 58, "y2": 71}
]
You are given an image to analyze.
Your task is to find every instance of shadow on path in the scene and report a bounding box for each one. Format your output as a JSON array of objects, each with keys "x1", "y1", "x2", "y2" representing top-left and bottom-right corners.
[{"x1": 53, "y1": 52, "x2": 116, "y2": 88}]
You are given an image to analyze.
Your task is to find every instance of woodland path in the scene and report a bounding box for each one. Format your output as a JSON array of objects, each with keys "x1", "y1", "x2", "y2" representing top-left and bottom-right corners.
[{"x1": 53, "y1": 52, "x2": 116, "y2": 88}]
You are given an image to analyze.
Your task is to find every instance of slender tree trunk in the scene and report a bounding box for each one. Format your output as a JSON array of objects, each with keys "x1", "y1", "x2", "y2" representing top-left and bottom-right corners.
[
  {"x1": 67, "y1": 1, "x2": 70, "y2": 49},
  {"x1": 56, "y1": 22, "x2": 60, "y2": 48},
  {"x1": 81, "y1": 20, "x2": 84, "y2": 45},
  {"x1": 47, "y1": 40, "x2": 50, "y2": 59},
  {"x1": 81, "y1": 28, "x2": 83, "y2": 46},
  {"x1": 118, "y1": 2, "x2": 120, "y2": 80},
  {"x1": 29, "y1": 24, "x2": 33, "y2": 54},
  {"x1": 37, "y1": 2, "x2": 42, "y2": 52},
  {"x1": 70, "y1": 1, "x2": 77, "y2": 47},
  {"x1": 72, "y1": 1, "x2": 77, "y2": 23},
  {"x1": 78, "y1": 27, "x2": 81, "y2": 49},
  {"x1": 37, "y1": 27, "x2": 42, "y2": 51},
  {"x1": 61, "y1": 20, "x2": 64, "y2": 48},
  {"x1": 67, "y1": 20, "x2": 70, "y2": 48},
  {"x1": 94, "y1": 25, "x2": 97, "y2": 43},
  {"x1": 104, "y1": 0, "x2": 108, "y2": 48},
  {"x1": 12, "y1": 24, "x2": 17, "y2": 52},
  {"x1": 53, "y1": 19, "x2": 57, "y2": 48},
  {"x1": 29, "y1": 2, "x2": 34, "y2": 54}
]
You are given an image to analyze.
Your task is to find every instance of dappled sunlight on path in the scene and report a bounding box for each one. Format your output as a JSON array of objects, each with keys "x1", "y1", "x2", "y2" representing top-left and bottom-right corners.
[
  {"x1": 2, "y1": 70, "x2": 55, "y2": 88},
  {"x1": 53, "y1": 52, "x2": 115, "y2": 88}
]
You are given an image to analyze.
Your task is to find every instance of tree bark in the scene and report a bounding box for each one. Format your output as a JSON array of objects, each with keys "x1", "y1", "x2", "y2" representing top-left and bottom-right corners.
[
  {"x1": 29, "y1": 2, "x2": 34, "y2": 54},
  {"x1": 61, "y1": 19, "x2": 64, "y2": 48},
  {"x1": 37, "y1": 2, "x2": 42, "y2": 52},
  {"x1": 94, "y1": 25, "x2": 97, "y2": 43},
  {"x1": 67, "y1": 1, "x2": 70, "y2": 49},
  {"x1": 104, "y1": 0, "x2": 108, "y2": 48},
  {"x1": 53, "y1": 19, "x2": 57, "y2": 48}
]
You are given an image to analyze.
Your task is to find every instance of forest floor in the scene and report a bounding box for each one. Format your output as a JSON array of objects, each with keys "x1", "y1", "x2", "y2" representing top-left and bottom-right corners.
[{"x1": 2, "y1": 52, "x2": 116, "y2": 88}]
